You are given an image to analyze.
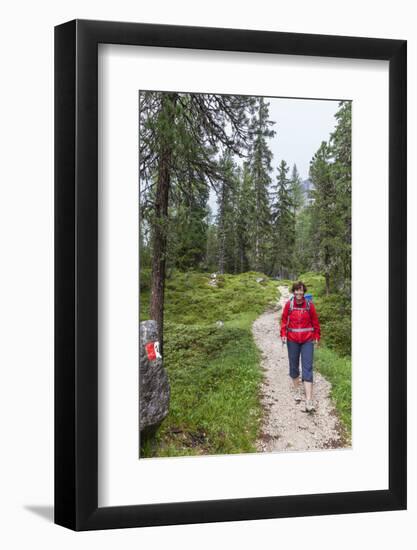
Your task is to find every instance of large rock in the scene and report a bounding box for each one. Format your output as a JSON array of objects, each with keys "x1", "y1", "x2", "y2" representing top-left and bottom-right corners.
[{"x1": 139, "y1": 320, "x2": 170, "y2": 433}]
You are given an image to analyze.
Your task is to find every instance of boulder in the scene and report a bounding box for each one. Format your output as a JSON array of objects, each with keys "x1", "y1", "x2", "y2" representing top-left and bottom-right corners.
[{"x1": 139, "y1": 320, "x2": 170, "y2": 433}]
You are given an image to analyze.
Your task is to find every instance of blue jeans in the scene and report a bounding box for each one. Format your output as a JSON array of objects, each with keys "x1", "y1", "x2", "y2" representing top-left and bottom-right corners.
[{"x1": 287, "y1": 340, "x2": 314, "y2": 382}]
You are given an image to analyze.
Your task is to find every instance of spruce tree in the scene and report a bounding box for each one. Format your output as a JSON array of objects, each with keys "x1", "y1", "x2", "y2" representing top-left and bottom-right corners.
[
  {"x1": 167, "y1": 180, "x2": 210, "y2": 271},
  {"x1": 329, "y1": 101, "x2": 352, "y2": 297},
  {"x1": 245, "y1": 97, "x2": 276, "y2": 273},
  {"x1": 139, "y1": 91, "x2": 254, "y2": 351},
  {"x1": 289, "y1": 163, "x2": 304, "y2": 215},
  {"x1": 309, "y1": 141, "x2": 342, "y2": 294},
  {"x1": 235, "y1": 163, "x2": 254, "y2": 273},
  {"x1": 293, "y1": 205, "x2": 315, "y2": 274},
  {"x1": 216, "y1": 152, "x2": 239, "y2": 274},
  {"x1": 270, "y1": 159, "x2": 295, "y2": 278},
  {"x1": 205, "y1": 220, "x2": 219, "y2": 273}
]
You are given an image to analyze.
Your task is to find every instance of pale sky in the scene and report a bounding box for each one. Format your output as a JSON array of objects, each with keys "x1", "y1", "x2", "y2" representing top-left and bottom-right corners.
[{"x1": 209, "y1": 96, "x2": 341, "y2": 215}]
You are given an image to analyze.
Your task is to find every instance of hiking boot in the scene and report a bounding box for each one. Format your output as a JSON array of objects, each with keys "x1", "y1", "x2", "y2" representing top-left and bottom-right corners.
[
  {"x1": 293, "y1": 386, "x2": 304, "y2": 403},
  {"x1": 305, "y1": 399, "x2": 316, "y2": 413}
]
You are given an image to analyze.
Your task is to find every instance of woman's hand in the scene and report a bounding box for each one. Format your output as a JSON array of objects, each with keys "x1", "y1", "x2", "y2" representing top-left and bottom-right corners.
[
  {"x1": 314, "y1": 339, "x2": 320, "y2": 348},
  {"x1": 282, "y1": 336, "x2": 287, "y2": 344}
]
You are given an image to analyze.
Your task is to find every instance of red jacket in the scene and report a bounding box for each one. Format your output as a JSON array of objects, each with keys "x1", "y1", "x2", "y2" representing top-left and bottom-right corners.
[{"x1": 280, "y1": 297, "x2": 321, "y2": 343}]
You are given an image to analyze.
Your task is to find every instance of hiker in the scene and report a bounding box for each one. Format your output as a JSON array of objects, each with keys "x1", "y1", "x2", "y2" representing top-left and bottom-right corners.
[{"x1": 280, "y1": 281, "x2": 321, "y2": 412}]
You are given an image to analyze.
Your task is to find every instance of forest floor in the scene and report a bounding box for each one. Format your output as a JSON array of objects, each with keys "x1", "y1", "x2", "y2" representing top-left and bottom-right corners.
[{"x1": 253, "y1": 285, "x2": 349, "y2": 453}]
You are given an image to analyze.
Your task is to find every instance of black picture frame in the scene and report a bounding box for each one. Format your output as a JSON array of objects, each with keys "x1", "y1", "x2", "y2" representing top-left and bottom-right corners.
[{"x1": 54, "y1": 19, "x2": 407, "y2": 531}]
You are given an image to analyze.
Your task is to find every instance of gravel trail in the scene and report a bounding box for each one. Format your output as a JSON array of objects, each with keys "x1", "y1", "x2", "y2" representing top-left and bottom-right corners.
[{"x1": 254, "y1": 285, "x2": 348, "y2": 453}]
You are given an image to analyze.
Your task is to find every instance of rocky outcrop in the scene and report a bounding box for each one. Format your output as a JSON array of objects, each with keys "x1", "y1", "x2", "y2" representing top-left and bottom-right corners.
[{"x1": 139, "y1": 320, "x2": 170, "y2": 434}]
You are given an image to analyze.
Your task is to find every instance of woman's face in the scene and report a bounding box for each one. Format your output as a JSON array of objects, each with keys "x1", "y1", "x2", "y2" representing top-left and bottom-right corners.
[{"x1": 294, "y1": 287, "x2": 304, "y2": 301}]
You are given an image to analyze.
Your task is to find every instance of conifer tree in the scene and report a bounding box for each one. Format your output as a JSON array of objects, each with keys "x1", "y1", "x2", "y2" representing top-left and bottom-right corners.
[
  {"x1": 139, "y1": 91, "x2": 254, "y2": 351},
  {"x1": 329, "y1": 101, "x2": 352, "y2": 297},
  {"x1": 309, "y1": 141, "x2": 342, "y2": 294},
  {"x1": 235, "y1": 163, "x2": 254, "y2": 273},
  {"x1": 167, "y1": 180, "x2": 210, "y2": 271},
  {"x1": 293, "y1": 205, "x2": 316, "y2": 274},
  {"x1": 289, "y1": 163, "x2": 304, "y2": 214},
  {"x1": 216, "y1": 152, "x2": 239, "y2": 274},
  {"x1": 245, "y1": 97, "x2": 276, "y2": 273},
  {"x1": 270, "y1": 159, "x2": 295, "y2": 277},
  {"x1": 205, "y1": 221, "x2": 219, "y2": 272}
]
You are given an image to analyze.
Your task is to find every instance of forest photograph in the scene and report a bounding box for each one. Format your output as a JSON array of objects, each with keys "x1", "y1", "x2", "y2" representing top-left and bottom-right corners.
[{"x1": 138, "y1": 91, "x2": 352, "y2": 458}]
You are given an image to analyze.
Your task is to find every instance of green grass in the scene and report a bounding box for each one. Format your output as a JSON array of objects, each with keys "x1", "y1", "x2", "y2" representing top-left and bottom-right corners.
[
  {"x1": 140, "y1": 269, "x2": 278, "y2": 325},
  {"x1": 140, "y1": 270, "x2": 279, "y2": 457},
  {"x1": 140, "y1": 268, "x2": 352, "y2": 455},
  {"x1": 315, "y1": 346, "x2": 352, "y2": 439}
]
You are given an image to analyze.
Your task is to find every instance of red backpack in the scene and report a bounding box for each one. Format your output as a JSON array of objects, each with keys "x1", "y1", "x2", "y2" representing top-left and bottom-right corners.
[{"x1": 286, "y1": 295, "x2": 314, "y2": 333}]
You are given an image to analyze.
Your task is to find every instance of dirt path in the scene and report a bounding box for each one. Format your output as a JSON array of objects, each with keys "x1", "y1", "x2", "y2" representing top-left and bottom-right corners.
[{"x1": 254, "y1": 285, "x2": 347, "y2": 453}]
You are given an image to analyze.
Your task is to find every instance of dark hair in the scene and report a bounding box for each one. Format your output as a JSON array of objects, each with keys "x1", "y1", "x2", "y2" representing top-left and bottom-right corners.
[{"x1": 291, "y1": 281, "x2": 307, "y2": 293}]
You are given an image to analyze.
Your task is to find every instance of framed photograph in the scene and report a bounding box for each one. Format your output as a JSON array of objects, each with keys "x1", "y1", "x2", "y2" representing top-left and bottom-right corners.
[{"x1": 55, "y1": 19, "x2": 406, "y2": 531}]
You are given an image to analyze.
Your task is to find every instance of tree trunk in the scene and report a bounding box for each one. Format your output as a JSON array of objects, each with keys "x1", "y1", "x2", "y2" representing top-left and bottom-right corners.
[
  {"x1": 324, "y1": 244, "x2": 330, "y2": 295},
  {"x1": 150, "y1": 94, "x2": 177, "y2": 356},
  {"x1": 267, "y1": 254, "x2": 276, "y2": 278},
  {"x1": 218, "y1": 183, "x2": 226, "y2": 274}
]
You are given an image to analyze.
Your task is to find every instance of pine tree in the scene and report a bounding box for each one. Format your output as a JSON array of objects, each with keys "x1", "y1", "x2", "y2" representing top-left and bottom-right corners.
[
  {"x1": 293, "y1": 205, "x2": 315, "y2": 274},
  {"x1": 139, "y1": 91, "x2": 254, "y2": 351},
  {"x1": 309, "y1": 141, "x2": 343, "y2": 294},
  {"x1": 235, "y1": 163, "x2": 254, "y2": 273},
  {"x1": 245, "y1": 97, "x2": 276, "y2": 273},
  {"x1": 204, "y1": 220, "x2": 219, "y2": 272},
  {"x1": 289, "y1": 163, "x2": 304, "y2": 214},
  {"x1": 216, "y1": 152, "x2": 239, "y2": 274},
  {"x1": 167, "y1": 180, "x2": 210, "y2": 271},
  {"x1": 329, "y1": 101, "x2": 352, "y2": 297},
  {"x1": 270, "y1": 160, "x2": 295, "y2": 278}
]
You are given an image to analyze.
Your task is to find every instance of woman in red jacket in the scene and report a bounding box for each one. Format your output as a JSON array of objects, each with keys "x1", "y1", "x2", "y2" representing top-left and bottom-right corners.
[{"x1": 280, "y1": 281, "x2": 321, "y2": 412}]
